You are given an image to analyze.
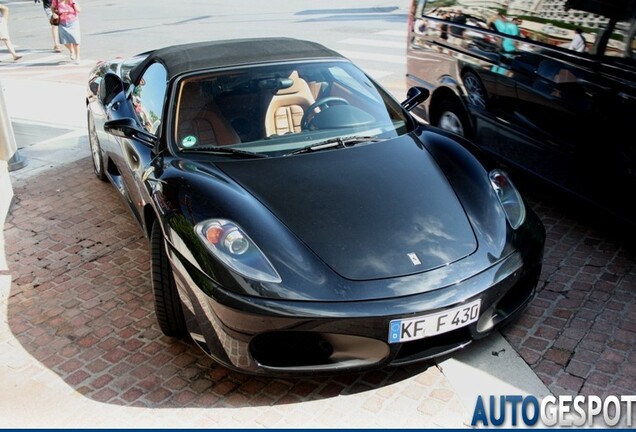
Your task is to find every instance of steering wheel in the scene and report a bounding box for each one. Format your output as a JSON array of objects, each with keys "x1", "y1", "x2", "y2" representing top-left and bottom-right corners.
[{"x1": 301, "y1": 97, "x2": 350, "y2": 129}]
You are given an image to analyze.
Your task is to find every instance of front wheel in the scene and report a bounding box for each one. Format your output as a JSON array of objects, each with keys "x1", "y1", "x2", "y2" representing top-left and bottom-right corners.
[
  {"x1": 87, "y1": 111, "x2": 108, "y2": 182},
  {"x1": 151, "y1": 221, "x2": 187, "y2": 338},
  {"x1": 433, "y1": 99, "x2": 472, "y2": 140}
]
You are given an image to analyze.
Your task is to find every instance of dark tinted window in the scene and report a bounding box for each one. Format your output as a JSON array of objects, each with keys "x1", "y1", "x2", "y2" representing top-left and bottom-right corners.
[{"x1": 414, "y1": 0, "x2": 636, "y2": 56}]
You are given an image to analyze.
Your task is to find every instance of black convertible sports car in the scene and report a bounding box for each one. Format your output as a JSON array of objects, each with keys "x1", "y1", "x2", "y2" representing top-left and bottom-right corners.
[{"x1": 86, "y1": 38, "x2": 545, "y2": 375}]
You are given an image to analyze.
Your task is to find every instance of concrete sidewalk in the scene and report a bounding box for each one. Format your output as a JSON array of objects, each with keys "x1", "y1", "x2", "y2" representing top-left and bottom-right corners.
[{"x1": 0, "y1": 70, "x2": 550, "y2": 428}]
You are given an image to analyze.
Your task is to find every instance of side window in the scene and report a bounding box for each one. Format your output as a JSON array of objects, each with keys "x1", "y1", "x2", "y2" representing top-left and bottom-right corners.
[
  {"x1": 415, "y1": 0, "x2": 631, "y2": 56},
  {"x1": 99, "y1": 72, "x2": 125, "y2": 107},
  {"x1": 131, "y1": 63, "x2": 168, "y2": 135},
  {"x1": 603, "y1": 18, "x2": 636, "y2": 61}
]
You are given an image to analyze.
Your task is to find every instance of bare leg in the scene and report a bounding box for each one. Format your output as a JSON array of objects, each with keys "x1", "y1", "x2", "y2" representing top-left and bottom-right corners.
[
  {"x1": 69, "y1": 44, "x2": 80, "y2": 63},
  {"x1": 65, "y1": 43, "x2": 74, "y2": 60},
  {"x1": 51, "y1": 25, "x2": 61, "y2": 51},
  {"x1": 2, "y1": 39, "x2": 21, "y2": 60}
]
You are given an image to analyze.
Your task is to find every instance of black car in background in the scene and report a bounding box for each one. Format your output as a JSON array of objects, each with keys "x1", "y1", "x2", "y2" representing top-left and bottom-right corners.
[
  {"x1": 85, "y1": 38, "x2": 545, "y2": 375},
  {"x1": 407, "y1": 0, "x2": 636, "y2": 227}
]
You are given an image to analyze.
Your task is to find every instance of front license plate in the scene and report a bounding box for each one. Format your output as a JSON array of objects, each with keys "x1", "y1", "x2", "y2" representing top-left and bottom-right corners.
[{"x1": 388, "y1": 299, "x2": 481, "y2": 344}]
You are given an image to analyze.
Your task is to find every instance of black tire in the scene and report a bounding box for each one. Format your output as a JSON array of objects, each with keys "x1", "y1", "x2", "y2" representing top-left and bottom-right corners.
[
  {"x1": 433, "y1": 98, "x2": 473, "y2": 141},
  {"x1": 87, "y1": 110, "x2": 108, "y2": 182},
  {"x1": 151, "y1": 221, "x2": 187, "y2": 338}
]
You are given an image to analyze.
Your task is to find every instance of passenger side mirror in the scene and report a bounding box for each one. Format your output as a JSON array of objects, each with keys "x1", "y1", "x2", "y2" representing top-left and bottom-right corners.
[
  {"x1": 401, "y1": 86, "x2": 430, "y2": 111},
  {"x1": 104, "y1": 117, "x2": 158, "y2": 147}
]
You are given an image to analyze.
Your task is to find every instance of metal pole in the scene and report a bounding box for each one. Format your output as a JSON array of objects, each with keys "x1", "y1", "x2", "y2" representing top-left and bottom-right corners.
[{"x1": 0, "y1": 78, "x2": 27, "y2": 171}]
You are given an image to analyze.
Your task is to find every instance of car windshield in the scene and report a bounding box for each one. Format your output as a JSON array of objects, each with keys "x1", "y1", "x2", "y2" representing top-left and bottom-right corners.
[{"x1": 172, "y1": 60, "x2": 412, "y2": 156}]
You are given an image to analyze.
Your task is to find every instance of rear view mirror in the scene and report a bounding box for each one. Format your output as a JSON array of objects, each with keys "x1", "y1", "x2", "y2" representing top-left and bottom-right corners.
[
  {"x1": 401, "y1": 86, "x2": 430, "y2": 111},
  {"x1": 259, "y1": 77, "x2": 294, "y2": 92}
]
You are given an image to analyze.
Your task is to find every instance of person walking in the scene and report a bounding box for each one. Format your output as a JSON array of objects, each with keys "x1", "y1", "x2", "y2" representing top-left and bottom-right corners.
[
  {"x1": 37, "y1": 0, "x2": 62, "y2": 52},
  {"x1": 51, "y1": 0, "x2": 80, "y2": 63},
  {"x1": 492, "y1": 12, "x2": 519, "y2": 53},
  {"x1": 0, "y1": 3, "x2": 22, "y2": 61},
  {"x1": 568, "y1": 28, "x2": 586, "y2": 52}
]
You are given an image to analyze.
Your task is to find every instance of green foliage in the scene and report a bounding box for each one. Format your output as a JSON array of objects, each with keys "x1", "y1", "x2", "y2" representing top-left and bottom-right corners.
[{"x1": 428, "y1": 0, "x2": 457, "y2": 8}]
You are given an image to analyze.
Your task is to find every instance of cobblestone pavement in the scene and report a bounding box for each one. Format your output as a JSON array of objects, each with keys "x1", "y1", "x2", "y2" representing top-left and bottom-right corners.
[{"x1": 502, "y1": 183, "x2": 636, "y2": 408}]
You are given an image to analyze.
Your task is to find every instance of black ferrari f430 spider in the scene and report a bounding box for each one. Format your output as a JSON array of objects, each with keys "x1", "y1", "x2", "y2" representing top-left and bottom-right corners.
[{"x1": 86, "y1": 38, "x2": 545, "y2": 375}]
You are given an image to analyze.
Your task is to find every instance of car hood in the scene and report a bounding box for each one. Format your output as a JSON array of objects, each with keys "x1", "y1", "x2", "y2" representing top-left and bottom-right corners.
[{"x1": 215, "y1": 134, "x2": 477, "y2": 281}]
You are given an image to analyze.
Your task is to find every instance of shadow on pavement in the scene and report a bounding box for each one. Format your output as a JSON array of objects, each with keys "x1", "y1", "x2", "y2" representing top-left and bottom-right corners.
[{"x1": 4, "y1": 157, "x2": 433, "y2": 408}]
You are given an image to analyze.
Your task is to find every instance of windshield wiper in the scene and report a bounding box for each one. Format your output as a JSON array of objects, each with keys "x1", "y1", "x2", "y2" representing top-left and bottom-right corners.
[
  {"x1": 181, "y1": 145, "x2": 268, "y2": 159},
  {"x1": 286, "y1": 136, "x2": 383, "y2": 156}
]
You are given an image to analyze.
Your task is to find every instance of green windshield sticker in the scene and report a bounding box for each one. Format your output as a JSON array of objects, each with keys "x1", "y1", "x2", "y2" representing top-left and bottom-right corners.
[{"x1": 182, "y1": 135, "x2": 197, "y2": 147}]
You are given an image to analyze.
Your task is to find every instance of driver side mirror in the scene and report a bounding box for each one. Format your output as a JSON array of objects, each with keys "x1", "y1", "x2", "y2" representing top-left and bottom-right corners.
[{"x1": 401, "y1": 86, "x2": 430, "y2": 111}]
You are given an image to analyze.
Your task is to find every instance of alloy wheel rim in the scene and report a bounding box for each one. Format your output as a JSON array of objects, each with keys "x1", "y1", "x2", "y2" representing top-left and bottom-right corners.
[
  {"x1": 464, "y1": 75, "x2": 486, "y2": 109},
  {"x1": 88, "y1": 114, "x2": 102, "y2": 174}
]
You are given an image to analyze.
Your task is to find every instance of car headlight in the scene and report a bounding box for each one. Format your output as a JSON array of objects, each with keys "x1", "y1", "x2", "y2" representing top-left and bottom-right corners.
[
  {"x1": 194, "y1": 219, "x2": 282, "y2": 283},
  {"x1": 489, "y1": 169, "x2": 526, "y2": 230}
]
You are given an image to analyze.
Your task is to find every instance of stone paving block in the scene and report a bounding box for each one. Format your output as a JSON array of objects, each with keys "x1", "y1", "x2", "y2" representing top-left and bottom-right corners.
[{"x1": 501, "y1": 189, "x2": 636, "y2": 399}]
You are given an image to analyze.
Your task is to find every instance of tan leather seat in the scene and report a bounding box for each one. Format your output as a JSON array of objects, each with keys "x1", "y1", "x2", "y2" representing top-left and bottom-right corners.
[
  {"x1": 177, "y1": 83, "x2": 240, "y2": 147},
  {"x1": 263, "y1": 71, "x2": 315, "y2": 137}
]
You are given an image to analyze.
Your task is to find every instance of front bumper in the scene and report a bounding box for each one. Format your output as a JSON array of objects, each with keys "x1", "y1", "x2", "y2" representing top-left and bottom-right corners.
[{"x1": 168, "y1": 241, "x2": 542, "y2": 376}]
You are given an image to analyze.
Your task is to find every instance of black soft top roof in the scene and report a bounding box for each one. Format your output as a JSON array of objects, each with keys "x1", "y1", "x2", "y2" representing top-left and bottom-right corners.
[{"x1": 129, "y1": 38, "x2": 345, "y2": 83}]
